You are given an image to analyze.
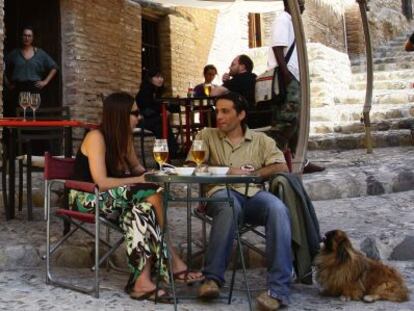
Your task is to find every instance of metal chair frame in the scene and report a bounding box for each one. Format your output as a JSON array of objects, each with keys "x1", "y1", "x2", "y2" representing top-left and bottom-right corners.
[{"x1": 44, "y1": 153, "x2": 124, "y2": 298}]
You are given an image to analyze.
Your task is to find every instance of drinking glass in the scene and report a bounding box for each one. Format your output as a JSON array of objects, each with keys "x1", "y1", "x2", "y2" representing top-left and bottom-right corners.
[
  {"x1": 153, "y1": 139, "x2": 169, "y2": 173},
  {"x1": 203, "y1": 84, "x2": 212, "y2": 97},
  {"x1": 191, "y1": 140, "x2": 205, "y2": 170},
  {"x1": 30, "y1": 93, "x2": 41, "y2": 121},
  {"x1": 19, "y1": 92, "x2": 31, "y2": 121}
]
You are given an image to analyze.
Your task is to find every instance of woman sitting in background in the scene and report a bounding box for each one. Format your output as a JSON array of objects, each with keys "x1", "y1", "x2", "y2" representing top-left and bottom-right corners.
[
  {"x1": 136, "y1": 69, "x2": 179, "y2": 157},
  {"x1": 69, "y1": 92, "x2": 202, "y2": 301}
]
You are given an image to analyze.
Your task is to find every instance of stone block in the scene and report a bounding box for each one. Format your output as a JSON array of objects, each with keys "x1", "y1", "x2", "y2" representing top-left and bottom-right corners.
[{"x1": 390, "y1": 236, "x2": 414, "y2": 260}]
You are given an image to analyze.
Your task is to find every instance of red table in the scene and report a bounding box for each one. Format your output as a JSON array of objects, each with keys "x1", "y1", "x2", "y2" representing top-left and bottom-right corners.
[
  {"x1": 0, "y1": 118, "x2": 97, "y2": 220},
  {"x1": 158, "y1": 97, "x2": 215, "y2": 153}
]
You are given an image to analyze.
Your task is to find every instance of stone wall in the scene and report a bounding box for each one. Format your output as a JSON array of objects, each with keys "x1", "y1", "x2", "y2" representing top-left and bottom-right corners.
[
  {"x1": 346, "y1": 0, "x2": 411, "y2": 56},
  {"x1": 302, "y1": 0, "x2": 347, "y2": 52},
  {"x1": 160, "y1": 7, "x2": 218, "y2": 96},
  {"x1": 60, "y1": 0, "x2": 142, "y2": 124}
]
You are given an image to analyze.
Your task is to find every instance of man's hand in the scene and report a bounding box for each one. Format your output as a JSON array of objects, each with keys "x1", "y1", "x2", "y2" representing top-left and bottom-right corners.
[
  {"x1": 228, "y1": 167, "x2": 251, "y2": 175},
  {"x1": 222, "y1": 73, "x2": 231, "y2": 82}
]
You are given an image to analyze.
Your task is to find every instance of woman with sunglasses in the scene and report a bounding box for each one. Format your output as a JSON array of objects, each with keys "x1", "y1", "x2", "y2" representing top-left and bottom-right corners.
[{"x1": 69, "y1": 92, "x2": 203, "y2": 302}]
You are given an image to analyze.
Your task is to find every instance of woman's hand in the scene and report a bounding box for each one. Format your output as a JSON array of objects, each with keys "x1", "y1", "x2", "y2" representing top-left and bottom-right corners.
[{"x1": 35, "y1": 80, "x2": 48, "y2": 89}]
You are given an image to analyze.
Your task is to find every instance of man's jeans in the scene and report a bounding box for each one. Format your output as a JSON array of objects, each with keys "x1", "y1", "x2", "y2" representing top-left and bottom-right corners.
[{"x1": 203, "y1": 189, "x2": 292, "y2": 305}]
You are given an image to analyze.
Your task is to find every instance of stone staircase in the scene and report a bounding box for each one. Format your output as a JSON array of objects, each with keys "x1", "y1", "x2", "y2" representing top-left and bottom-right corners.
[{"x1": 308, "y1": 35, "x2": 414, "y2": 151}]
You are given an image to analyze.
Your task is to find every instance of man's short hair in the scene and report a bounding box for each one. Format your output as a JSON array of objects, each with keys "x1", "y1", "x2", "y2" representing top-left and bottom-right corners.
[
  {"x1": 237, "y1": 55, "x2": 254, "y2": 73},
  {"x1": 215, "y1": 92, "x2": 248, "y2": 115},
  {"x1": 203, "y1": 64, "x2": 217, "y2": 75}
]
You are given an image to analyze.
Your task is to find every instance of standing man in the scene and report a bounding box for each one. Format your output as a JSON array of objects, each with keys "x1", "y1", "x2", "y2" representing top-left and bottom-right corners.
[
  {"x1": 269, "y1": 0, "x2": 324, "y2": 173},
  {"x1": 211, "y1": 54, "x2": 257, "y2": 109},
  {"x1": 4, "y1": 26, "x2": 58, "y2": 117},
  {"x1": 188, "y1": 92, "x2": 292, "y2": 311}
]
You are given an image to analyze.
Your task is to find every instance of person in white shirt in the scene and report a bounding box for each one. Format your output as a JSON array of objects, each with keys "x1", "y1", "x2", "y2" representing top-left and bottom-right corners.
[{"x1": 269, "y1": 0, "x2": 325, "y2": 174}]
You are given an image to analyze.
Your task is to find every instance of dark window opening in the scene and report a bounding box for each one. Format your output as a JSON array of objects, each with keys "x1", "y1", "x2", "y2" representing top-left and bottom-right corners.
[{"x1": 142, "y1": 18, "x2": 160, "y2": 72}]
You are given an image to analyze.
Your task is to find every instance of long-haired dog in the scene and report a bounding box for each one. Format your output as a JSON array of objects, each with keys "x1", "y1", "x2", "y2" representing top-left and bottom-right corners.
[{"x1": 315, "y1": 230, "x2": 409, "y2": 302}]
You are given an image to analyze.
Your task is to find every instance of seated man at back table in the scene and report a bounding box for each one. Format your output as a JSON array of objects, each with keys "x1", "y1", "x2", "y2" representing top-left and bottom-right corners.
[
  {"x1": 186, "y1": 92, "x2": 292, "y2": 311},
  {"x1": 211, "y1": 54, "x2": 256, "y2": 110}
]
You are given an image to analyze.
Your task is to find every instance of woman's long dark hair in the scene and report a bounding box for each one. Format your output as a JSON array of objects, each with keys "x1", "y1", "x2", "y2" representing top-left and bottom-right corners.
[{"x1": 101, "y1": 92, "x2": 134, "y2": 177}]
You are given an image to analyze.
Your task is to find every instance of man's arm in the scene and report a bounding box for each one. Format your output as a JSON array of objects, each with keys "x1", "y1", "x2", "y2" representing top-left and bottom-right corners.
[
  {"x1": 210, "y1": 85, "x2": 229, "y2": 97},
  {"x1": 273, "y1": 46, "x2": 292, "y2": 86},
  {"x1": 255, "y1": 162, "x2": 289, "y2": 179}
]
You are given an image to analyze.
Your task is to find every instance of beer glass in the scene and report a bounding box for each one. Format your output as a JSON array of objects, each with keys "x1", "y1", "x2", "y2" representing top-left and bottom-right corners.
[
  {"x1": 191, "y1": 140, "x2": 205, "y2": 170},
  {"x1": 153, "y1": 139, "x2": 169, "y2": 173},
  {"x1": 203, "y1": 84, "x2": 212, "y2": 97}
]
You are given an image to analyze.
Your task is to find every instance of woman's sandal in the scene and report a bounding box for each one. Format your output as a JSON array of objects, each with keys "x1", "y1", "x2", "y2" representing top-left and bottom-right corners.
[
  {"x1": 129, "y1": 288, "x2": 173, "y2": 304},
  {"x1": 173, "y1": 270, "x2": 205, "y2": 285}
]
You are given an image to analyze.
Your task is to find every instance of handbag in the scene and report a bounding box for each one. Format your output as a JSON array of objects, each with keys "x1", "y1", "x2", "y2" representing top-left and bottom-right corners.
[{"x1": 255, "y1": 40, "x2": 296, "y2": 105}]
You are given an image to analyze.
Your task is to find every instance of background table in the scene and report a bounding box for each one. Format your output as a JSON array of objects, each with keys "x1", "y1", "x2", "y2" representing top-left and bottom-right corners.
[{"x1": 0, "y1": 118, "x2": 97, "y2": 220}]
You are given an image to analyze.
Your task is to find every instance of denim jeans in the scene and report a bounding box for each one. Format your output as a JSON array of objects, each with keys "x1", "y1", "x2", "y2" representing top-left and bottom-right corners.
[{"x1": 203, "y1": 189, "x2": 292, "y2": 305}]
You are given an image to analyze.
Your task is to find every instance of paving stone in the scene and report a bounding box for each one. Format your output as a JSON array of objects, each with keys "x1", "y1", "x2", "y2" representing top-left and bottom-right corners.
[{"x1": 390, "y1": 236, "x2": 414, "y2": 261}]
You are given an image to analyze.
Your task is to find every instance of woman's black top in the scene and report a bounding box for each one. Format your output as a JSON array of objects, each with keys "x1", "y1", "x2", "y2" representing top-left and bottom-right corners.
[
  {"x1": 72, "y1": 149, "x2": 93, "y2": 182},
  {"x1": 136, "y1": 83, "x2": 161, "y2": 119}
]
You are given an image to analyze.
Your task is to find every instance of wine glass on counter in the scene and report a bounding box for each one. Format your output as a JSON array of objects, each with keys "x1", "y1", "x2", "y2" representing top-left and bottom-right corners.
[
  {"x1": 19, "y1": 92, "x2": 31, "y2": 121},
  {"x1": 30, "y1": 93, "x2": 41, "y2": 121},
  {"x1": 153, "y1": 139, "x2": 169, "y2": 174},
  {"x1": 191, "y1": 140, "x2": 205, "y2": 171}
]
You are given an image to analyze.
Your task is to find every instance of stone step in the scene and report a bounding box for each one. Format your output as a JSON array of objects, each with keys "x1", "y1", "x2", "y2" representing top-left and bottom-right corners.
[
  {"x1": 310, "y1": 117, "x2": 414, "y2": 135},
  {"x1": 352, "y1": 61, "x2": 414, "y2": 73},
  {"x1": 352, "y1": 54, "x2": 414, "y2": 68},
  {"x1": 304, "y1": 146, "x2": 414, "y2": 201},
  {"x1": 308, "y1": 129, "x2": 413, "y2": 150},
  {"x1": 310, "y1": 103, "x2": 414, "y2": 122},
  {"x1": 339, "y1": 89, "x2": 414, "y2": 105},
  {"x1": 352, "y1": 68, "x2": 414, "y2": 82},
  {"x1": 349, "y1": 79, "x2": 413, "y2": 91}
]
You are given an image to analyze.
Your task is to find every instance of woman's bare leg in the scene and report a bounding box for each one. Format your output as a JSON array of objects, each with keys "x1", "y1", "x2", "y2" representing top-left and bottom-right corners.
[{"x1": 146, "y1": 193, "x2": 203, "y2": 281}]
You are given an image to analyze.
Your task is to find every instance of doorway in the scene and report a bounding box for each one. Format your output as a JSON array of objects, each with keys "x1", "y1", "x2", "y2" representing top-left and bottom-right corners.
[
  {"x1": 4, "y1": 0, "x2": 61, "y2": 109},
  {"x1": 142, "y1": 17, "x2": 160, "y2": 73}
]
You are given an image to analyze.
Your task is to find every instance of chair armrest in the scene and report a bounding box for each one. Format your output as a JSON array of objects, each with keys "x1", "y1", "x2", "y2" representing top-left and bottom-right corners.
[{"x1": 65, "y1": 180, "x2": 98, "y2": 193}]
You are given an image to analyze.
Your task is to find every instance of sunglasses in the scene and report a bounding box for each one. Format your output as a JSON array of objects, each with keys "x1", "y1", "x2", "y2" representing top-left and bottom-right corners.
[{"x1": 130, "y1": 110, "x2": 141, "y2": 117}]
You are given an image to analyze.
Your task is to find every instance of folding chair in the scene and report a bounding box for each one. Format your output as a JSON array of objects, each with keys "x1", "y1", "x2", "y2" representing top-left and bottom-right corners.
[{"x1": 44, "y1": 152, "x2": 124, "y2": 298}]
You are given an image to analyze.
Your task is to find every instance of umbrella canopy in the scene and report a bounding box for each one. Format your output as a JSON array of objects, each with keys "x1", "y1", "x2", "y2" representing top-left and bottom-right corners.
[{"x1": 148, "y1": 0, "x2": 284, "y2": 13}]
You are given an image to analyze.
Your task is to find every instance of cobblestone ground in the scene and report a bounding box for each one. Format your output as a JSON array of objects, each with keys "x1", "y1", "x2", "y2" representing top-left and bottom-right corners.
[{"x1": 0, "y1": 147, "x2": 413, "y2": 310}]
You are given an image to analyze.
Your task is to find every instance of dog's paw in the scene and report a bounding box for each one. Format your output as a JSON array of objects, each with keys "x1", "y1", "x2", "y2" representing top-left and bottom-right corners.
[
  {"x1": 363, "y1": 295, "x2": 377, "y2": 303},
  {"x1": 340, "y1": 295, "x2": 351, "y2": 302}
]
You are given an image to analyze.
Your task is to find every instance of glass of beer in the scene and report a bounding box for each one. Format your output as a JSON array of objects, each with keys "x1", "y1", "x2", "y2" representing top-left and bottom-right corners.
[
  {"x1": 191, "y1": 140, "x2": 205, "y2": 170},
  {"x1": 153, "y1": 139, "x2": 169, "y2": 174},
  {"x1": 203, "y1": 84, "x2": 212, "y2": 97}
]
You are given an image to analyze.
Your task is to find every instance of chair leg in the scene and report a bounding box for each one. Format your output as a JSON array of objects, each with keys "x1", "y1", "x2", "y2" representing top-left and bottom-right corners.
[
  {"x1": 18, "y1": 158, "x2": 23, "y2": 212},
  {"x1": 27, "y1": 145, "x2": 33, "y2": 221}
]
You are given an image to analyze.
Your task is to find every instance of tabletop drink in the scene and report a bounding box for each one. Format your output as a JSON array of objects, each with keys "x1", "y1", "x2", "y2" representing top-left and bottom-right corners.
[
  {"x1": 153, "y1": 139, "x2": 169, "y2": 173},
  {"x1": 19, "y1": 92, "x2": 31, "y2": 121},
  {"x1": 191, "y1": 140, "x2": 205, "y2": 169}
]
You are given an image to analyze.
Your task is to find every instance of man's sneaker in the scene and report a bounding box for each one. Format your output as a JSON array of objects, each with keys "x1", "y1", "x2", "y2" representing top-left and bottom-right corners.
[
  {"x1": 303, "y1": 161, "x2": 325, "y2": 174},
  {"x1": 256, "y1": 291, "x2": 281, "y2": 311},
  {"x1": 197, "y1": 279, "x2": 220, "y2": 299}
]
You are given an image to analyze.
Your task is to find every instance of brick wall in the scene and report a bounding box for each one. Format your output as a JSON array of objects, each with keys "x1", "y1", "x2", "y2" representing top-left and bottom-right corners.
[
  {"x1": 60, "y1": 0, "x2": 142, "y2": 125},
  {"x1": 159, "y1": 7, "x2": 218, "y2": 97}
]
